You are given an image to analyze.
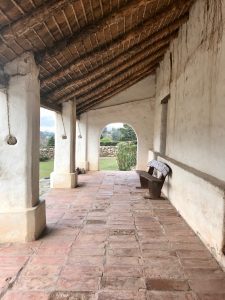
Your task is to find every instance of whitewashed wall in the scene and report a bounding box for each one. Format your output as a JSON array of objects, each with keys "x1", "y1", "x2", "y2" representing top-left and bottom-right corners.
[
  {"x1": 76, "y1": 76, "x2": 156, "y2": 171},
  {"x1": 154, "y1": 0, "x2": 225, "y2": 269}
]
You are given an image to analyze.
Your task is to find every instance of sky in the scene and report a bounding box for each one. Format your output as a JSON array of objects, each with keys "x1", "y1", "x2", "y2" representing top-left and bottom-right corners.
[
  {"x1": 40, "y1": 108, "x2": 124, "y2": 132},
  {"x1": 40, "y1": 108, "x2": 55, "y2": 132}
]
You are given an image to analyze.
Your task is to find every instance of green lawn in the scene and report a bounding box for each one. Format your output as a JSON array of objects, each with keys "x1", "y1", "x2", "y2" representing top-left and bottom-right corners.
[
  {"x1": 39, "y1": 160, "x2": 54, "y2": 179},
  {"x1": 99, "y1": 157, "x2": 118, "y2": 171}
]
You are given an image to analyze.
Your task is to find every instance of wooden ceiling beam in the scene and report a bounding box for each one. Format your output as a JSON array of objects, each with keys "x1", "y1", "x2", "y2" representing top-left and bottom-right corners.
[
  {"x1": 36, "y1": 0, "x2": 158, "y2": 64},
  {"x1": 51, "y1": 39, "x2": 169, "y2": 104},
  {"x1": 77, "y1": 68, "x2": 156, "y2": 115},
  {"x1": 56, "y1": 45, "x2": 164, "y2": 103},
  {"x1": 40, "y1": 99, "x2": 62, "y2": 113},
  {"x1": 0, "y1": 0, "x2": 80, "y2": 43},
  {"x1": 0, "y1": 66, "x2": 9, "y2": 89},
  {"x1": 65, "y1": 43, "x2": 169, "y2": 99},
  {"x1": 40, "y1": 3, "x2": 190, "y2": 88},
  {"x1": 42, "y1": 18, "x2": 182, "y2": 98},
  {"x1": 75, "y1": 55, "x2": 162, "y2": 107}
]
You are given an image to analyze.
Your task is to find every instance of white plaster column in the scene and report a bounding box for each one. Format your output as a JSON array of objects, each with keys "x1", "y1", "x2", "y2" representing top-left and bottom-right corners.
[
  {"x1": 0, "y1": 52, "x2": 46, "y2": 242},
  {"x1": 50, "y1": 100, "x2": 77, "y2": 188}
]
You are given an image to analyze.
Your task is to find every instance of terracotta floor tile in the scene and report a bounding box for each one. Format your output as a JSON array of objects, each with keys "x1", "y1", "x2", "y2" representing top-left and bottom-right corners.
[
  {"x1": 97, "y1": 290, "x2": 146, "y2": 300},
  {"x1": 56, "y1": 277, "x2": 100, "y2": 291},
  {"x1": 2, "y1": 291, "x2": 50, "y2": 300},
  {"x1": 13, "y1": 276, "x2": 57, "y2": 291},
  {"x1": 0, "y1": 171, "x2": 224, "y2": 299},
  {"x1": 146, "y1": 278, "x2": 190, "y2": 291},
  {"x1": 146, "y1": 291, "x2": 198, "y2": 300},
  {"x1": 106, "y1": 255, "x2": 140, "y2": 266},
  {"x1": 101, "y1": 276, "x2": 146, "y2": 290},
  {"x1": 107, "y1": 248, "x2": 141, "y2": 257},
  {"x1": 184, "y1": 267, "x2": 225, "y2": 280},
  {"x1": 104, "y1": 265, "x2": 142, "y2": 277},
  {"x1": 197, "y1": 294, "x2": 225, "y2": 300},
  {"x1": 60, "y1": 265, "x2": 103, "y2": 279},
  {"x1": 188, "y1": 279, "x2": 225, "y2": 293}
]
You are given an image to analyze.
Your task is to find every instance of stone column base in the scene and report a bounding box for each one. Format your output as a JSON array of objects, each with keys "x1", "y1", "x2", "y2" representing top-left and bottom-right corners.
[
  {"x1": 0, "y1": 200, "x2": 46, "y2": 242},
  {"x1": 50, "y1": 172, "x2": 78, "y2": 188}
]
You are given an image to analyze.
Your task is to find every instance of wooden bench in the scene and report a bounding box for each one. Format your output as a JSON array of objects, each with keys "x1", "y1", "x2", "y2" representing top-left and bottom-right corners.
[{"x1": 136, "y1": 160, "x2": 171, "y2": 198}]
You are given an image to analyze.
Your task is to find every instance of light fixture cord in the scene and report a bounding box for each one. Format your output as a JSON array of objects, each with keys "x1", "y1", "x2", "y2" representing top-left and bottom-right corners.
[
  {"x1": 61, "y1": 113, "x2": 67, "y2": 136},
  {"x1": 5, "y1": 89, "x2": 11, "y2": 137}
]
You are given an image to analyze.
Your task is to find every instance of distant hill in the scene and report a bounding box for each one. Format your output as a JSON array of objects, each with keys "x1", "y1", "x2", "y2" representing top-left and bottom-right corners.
[{"x1": 40, "y1": 131, "x2": 54, "y2": 147}]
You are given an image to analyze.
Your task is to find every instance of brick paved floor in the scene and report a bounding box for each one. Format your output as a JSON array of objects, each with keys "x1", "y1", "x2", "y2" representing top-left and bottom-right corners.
[{"x1": 1, "y1": 171, "x2": 225, "y2": 300}]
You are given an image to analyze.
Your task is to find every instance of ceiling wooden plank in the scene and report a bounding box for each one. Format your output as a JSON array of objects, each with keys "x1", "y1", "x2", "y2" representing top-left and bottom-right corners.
[
  {"x1": 77, "y1": 67, "x2": 156, "y2": 114},
  {"x1": 36, "y1": 0, "x2": 156, "y2": 63},
  {"x1": 40, "y1": 4, "x2": 189, "y2": 88},
  {"x1": 75, "y1": 54, "x2": 162, "y2": 106},
  {"x1": 52, "y1": 44, "x2": 163, "y2": 103},
  {"x1": 0, "y1": 0, "x2": 80, "y2": 43},
  {"x1": 41, "y1": 15, "x2": 185, "y2": 94},
  {"x1": 48, "y1": 37, "x2": 170, "y2": 104}
]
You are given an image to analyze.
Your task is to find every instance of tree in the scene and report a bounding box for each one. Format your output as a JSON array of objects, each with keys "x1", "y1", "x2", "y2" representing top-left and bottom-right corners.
[
  {"x1": 111, "y1": 127, "x2": 122, "y2": 141},
  {"x1": 119, "y1": 124, "x2": 137, "y2": 142},
  {"x1": 100, "y1": 127, "x2": 108, "y2": 139},
  {"x1": 47, "y1": 135, "x2": 55, "y2": 147}
]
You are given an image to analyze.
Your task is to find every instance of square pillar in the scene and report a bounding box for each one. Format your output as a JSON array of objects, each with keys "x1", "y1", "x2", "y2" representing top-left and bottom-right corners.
[
  {"x1": 0, "y1": 52, "x2": 46, "y2": 242},
  {"x1": 50, "y1": 100, "x2": 77, "y2": 188}
]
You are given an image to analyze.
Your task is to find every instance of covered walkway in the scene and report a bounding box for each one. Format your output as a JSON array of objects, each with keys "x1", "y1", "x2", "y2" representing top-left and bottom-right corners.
[{"x1": 1, "y1": 171, "x2": 225, "y2": 300}]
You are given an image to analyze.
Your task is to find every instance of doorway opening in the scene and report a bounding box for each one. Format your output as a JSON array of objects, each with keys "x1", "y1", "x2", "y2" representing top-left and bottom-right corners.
[{"x1": 99, "y1": 123, "x2": 137, "y2": 171}]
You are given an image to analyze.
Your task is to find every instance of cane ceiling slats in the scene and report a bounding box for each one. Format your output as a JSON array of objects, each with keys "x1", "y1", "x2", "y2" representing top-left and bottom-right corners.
[{"x1": 0, "y1": 0, "x2": 194, "y2": 114}]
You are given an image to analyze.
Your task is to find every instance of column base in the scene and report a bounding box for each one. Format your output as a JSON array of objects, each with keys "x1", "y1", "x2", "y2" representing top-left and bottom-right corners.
[
  {"x1": 50, "y1": 172, "x2": 78, "y2": 188},
  {"x1": 0, "y1": 200, "x2": 46, "y2": 242}
]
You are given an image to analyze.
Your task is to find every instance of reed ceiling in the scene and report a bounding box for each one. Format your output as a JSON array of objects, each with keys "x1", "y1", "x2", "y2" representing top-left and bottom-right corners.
[{"x1": 0, "y1": 0, "x2": 194, "y2": 115}]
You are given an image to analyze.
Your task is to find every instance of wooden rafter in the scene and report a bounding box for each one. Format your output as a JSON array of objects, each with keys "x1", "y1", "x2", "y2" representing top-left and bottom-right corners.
[
  {"x1": 36, "y1": 0, "x2": 159, "y2": 63},
  {"x1": 40, "y1": 99, "x2": 62, "y2": 113},
  {"x1": 49, "y1": 38, "x2": 170, "y2": 104},
  {"x1": 52, "y1": 43, "x2": 163, "y2": 103},
  {"x1": 40, "y1": 2, "x2": 190, "y2": 89},
  {"x1": 42, "y1": 15, "x2": 187, "y2": 98},
  {"x1": 77, "y1": 67, "x2": 157, "y2": 114},
  {"x1": 75, "y1": 54, "x2": 163, "y2": 107},
  {"x1": 0, "y1": 0, "x2": 80, "y2": 42},
  {"x1": 0, "y1": 0, "x2": 195, "y2": 113},
  {"x1": 0, "y1": 66, "x2": 9, "y2": 88}
]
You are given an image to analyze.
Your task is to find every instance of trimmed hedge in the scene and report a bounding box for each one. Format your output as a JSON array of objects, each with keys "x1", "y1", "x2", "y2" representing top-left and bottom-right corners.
[{"x1": 100, "y1": 141, "x2": 118, "y2": 146}]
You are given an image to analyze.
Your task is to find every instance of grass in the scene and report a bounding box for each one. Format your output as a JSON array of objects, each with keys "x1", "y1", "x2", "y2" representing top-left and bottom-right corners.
[
  {"x1": 99, "y1": 157, "x2": 118, "y2": 171},
  {"x1": 39, "y1": 157, "x2": 118, "y2": 178},
  {"x1": 39, "y1": 160, "x2": 54, "y2": 179}
]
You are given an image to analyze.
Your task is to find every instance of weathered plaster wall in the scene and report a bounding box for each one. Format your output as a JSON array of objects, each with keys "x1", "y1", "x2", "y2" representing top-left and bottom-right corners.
[
  {"x1": 156, "y1": 0, "x2": 225, "y2": 181},
  {"x1": 76, "y1": 76, "x2": 156, "y2": 171},
  {"x1": 153, "y1": 0, "x2": 225, "y2": 268}
]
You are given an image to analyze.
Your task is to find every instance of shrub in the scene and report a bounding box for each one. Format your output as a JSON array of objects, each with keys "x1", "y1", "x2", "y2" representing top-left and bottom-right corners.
[
  {"x1": 100, "y1": 137, "x2": 118, "y2": 146},
  {"x1": 39, "y1": 154, "x2": 49, "y2": 162},
  {"x1": 100, "y1": 141, "x2": 118, "y2": 146},
  {"x1": 116, "y1": 142, "x2": 137, "y2": 171}
]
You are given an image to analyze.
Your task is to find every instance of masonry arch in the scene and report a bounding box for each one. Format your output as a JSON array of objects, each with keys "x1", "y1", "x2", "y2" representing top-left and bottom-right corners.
[{"x1": 80, "y1": 101, "x2": 153, "y2": 171}]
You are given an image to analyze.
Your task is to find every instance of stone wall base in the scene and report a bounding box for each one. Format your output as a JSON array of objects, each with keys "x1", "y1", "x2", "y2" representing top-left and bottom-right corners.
[
  {"x1": 0, "y1": 201, "x2": 46, "y2": 242},
  {"x1": 50, "y1": 172, "x2": 78, "y2": 188}
]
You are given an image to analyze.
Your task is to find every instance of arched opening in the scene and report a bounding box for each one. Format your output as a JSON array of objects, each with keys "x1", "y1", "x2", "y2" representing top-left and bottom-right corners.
[{"x1": 99, "y1": 123, "x2": 138, "y2": 171}]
